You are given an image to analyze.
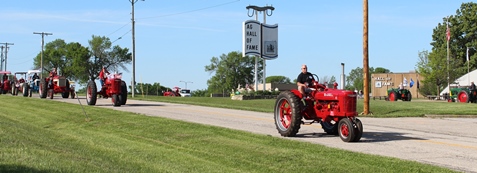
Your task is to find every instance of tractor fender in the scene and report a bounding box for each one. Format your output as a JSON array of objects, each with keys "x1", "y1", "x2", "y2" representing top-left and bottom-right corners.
[{"x1": 289, "y1": 89, "x2": 303, "y2": 99}]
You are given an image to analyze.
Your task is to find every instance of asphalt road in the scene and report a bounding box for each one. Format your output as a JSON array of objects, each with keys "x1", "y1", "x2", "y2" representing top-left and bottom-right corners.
[{"x1": 54, "y1": 97, "x2": 477, "y2": 173}]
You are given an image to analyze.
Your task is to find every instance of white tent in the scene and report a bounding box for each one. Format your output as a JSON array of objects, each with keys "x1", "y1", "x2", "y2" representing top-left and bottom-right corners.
[{"x1": 440, "y1": 69, "x2": 477, "y2": 95}]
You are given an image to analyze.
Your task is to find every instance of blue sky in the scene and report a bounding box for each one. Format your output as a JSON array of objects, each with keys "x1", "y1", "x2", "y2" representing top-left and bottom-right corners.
[{"x1": 0, "y1": 0, "x2": 467, "y2": 91}]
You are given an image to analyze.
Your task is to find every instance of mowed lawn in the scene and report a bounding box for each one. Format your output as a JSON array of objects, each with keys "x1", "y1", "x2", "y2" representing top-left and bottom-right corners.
[{"x1": 0, "y1": 95, "x2": 462, "y2": 172}]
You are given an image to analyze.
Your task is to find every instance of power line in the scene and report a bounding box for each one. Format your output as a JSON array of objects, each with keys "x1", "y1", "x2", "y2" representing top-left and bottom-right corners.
[
  {"x1": 0, "y1": 42, "x2": 14, "y2": 71},
  {"x1": 138, "y1": 0, "x2": 240, "y2": 20},
  {"x1": 33, "y1": 32, "x2": 53, "y2": 79}
]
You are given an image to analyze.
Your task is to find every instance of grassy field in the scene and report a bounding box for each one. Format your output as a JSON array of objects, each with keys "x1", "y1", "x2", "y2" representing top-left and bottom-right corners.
[
  {"x1": 131, "y1": 95, "x2": 477, "y2": 117},
  {"x1": 0, "y1": 95, "x2": 459, "y2": 172}
]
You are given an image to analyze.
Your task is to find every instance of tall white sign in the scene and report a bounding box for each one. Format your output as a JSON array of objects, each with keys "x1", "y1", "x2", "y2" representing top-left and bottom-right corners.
[
  {"x1": 262, "y1": 23, "x2": 278, "y2": 60},
  {"x1": 242, "y1": 20, "x2": 261, "y2": 57}
]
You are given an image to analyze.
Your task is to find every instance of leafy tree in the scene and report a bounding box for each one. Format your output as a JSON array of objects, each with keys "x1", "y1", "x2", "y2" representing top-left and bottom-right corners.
[
  {"x1": 136, "y1": 82, "x2": 167, "y2": 95},
  {"x1": 205, "y1": 51, "x2": 263, "y2": 94},
  {"x1": 422, "y1": 2, "x2": 477, "y2": 95},
  {"x1": 33, "y1": 39, "x2": 67, "y2": 77},
  {"x1": 33, "y1": 36, "x2": 131, "y2": 86},
  {"x1": 86, "y1": 35, "x2": 131, "y2": 83},
  {"x1": 266, "y1": 75, "x2": 292, "y2": 84},
  {"x1": 346, "y1": 67, "x2": 390, "y2": 91},
  {"x1": 192, "y1": 89, "x2": 208, "y2": 97}
]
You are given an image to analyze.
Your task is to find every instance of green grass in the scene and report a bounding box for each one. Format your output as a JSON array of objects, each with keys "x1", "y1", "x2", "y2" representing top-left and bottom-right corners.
[
  {"x1": 0, "y1": 95, "x2": 457, "y2": 172},
  {"x1": 131, "y1": 95, "x2": 477, "y2": 117}
]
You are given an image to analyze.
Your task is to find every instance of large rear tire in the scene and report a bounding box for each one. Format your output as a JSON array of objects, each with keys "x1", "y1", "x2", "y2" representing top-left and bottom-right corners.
[
  {"x1": 458, "y1": 90, "x2": 470, "y2": 103},
  {"x1": 22, "y1": 83, "x2": 29, "y2": 97},
  {"x1": 112, "y1": 94, "x2": 121, "y2": 107},
  {"x1": 86, "y1": 80, "x2": 97, "y2": 105},
  {"x1": 274, "y1": 91, "x2": 302, "y2": 137},
  {"x1": 406, "y1": 92, "x2": 412, "y2": 101},
  {"x1": 388, "y1": 90, "x2": 398, "y2": 101},
  {"x1": 338, "y1": 118, "x2": 357, "y2": 142},
  {"x1": 120, "y1": 80, "x2": 127, "y2": 105},
  {"x1": 39, "y1": 78, "x2": 47, "y2": 99}
]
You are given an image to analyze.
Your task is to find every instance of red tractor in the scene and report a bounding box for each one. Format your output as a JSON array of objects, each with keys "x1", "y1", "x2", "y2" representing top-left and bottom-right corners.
[
  {"x1": 86, "y1": 73, "x2": 127, "y2": 107},
  {"x1": 163, "y1": 86, "x2": 181, "y2": 96},
  {"x1": 12, "y1": 72, "x2": 29, "y2": 97},
  {"x1": 274, "y1": 74, "x2": 363, "y2": 142},
  {"x1": 0, "y1": 71, "x2": 13, "y2": 95},
  {"x1": 39, "y1": 72, "x2": 75, "y2": 99}
]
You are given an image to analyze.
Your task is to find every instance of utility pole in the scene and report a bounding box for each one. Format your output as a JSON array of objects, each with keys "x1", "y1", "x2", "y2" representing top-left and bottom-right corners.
[
  {"x1": 246, "y1": 5, "x2": 275, "y2": 91},
  {"x1": 0, "y1": 43, "x2": 14, "y2": 71},
  {"x1": 130, "y1": 0, "x2": 144, "y2": 98},
  {"x1": 179, "y1": 81, "x2": 193, "y2": 89},
  {"x1": 34, "y1": 32, "x2": 53, "y2": 79},
  {"x1": 0, "y1": 46, "x2": 4, "y2": 71},
  {"x1": 362, "y1": 0, "x2": 370, "y2": 115}
]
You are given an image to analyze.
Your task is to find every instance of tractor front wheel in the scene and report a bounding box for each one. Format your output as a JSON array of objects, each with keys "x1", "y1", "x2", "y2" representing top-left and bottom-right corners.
[
  {"x1": 352, "y1": 118, "x2": 363, "y2": 142},
  {"x1": 120, "y1": 80, "x2": 127, "y2": 105},
  {"x1": 39, "y1": 78, "x2": 47, "y2": 99},
  {"x1": 112, "y1": 94, "x2": 121, "y2": 107},
  {"x1": 321, "y1": 121, "x2": 338, "y2": 135},
  {"x1": 86, "y1": 80, "x2": 97, "y2": 105},
  {"x1": 406, "y1": 92, "x2": 412, "y2": 101},
  {"x1": 338, "y1": 118, "x2": 357, "y2": 142},
  {"x1": 274, "y1": 91, "x2": 302, "y2": 137},
  {"x1": 22, "y1": 83, "x2": 29, "y2": 97}
]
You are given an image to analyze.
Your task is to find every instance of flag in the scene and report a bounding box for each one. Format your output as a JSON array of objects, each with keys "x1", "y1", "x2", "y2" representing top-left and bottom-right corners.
[
  {"x1": 446, "y1": 23, "x2": 450, "y2": 41},
  {"x1": 410, "y1": 78, "x2": 414, "y2": 88},
  {"x1": 403, "y1": 77, "x2": 408, "y2": 86}
]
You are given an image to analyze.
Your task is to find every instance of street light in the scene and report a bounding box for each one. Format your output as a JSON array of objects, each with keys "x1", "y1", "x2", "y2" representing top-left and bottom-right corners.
[
  {"x1": 130, "y1": 0, "x2": 144, "y2": 98},
  {"x1": 341, "y1": 63, "x2": 345, "y2": 89},
  {"x1": 179, "y1": 81, "x2": 193, "y2": 89}
]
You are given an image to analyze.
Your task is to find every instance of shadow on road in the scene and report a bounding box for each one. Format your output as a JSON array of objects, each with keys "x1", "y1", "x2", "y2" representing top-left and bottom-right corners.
[{"x1": 293, "y1": 131, "x2": 426, "y2": 142}]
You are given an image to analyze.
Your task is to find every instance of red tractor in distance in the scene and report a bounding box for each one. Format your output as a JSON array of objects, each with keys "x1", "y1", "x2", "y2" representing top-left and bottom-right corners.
[
  {"x1": 12, "y1": 72, "x2": 29, "y2": 97},
  {"x1": 0, "y1": 71, "x2": 13, "y2": 95},
  {"x1": 39, "y1": 71, "x2": 75, "y2": 99},
  {"x1": 274, "y1": 74, "x2": 363, "y2": 142},
  {"x1": 163, "y1": 86, "x2": 181, "y2": 96},
  {"x1": 86, "y1": 73, "x2": 127, "y2": 107}
]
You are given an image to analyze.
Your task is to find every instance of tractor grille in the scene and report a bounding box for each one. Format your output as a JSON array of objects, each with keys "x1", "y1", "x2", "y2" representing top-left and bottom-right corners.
[{"x1": 58, "y1": 78, "x2": 67, "y2": 87}]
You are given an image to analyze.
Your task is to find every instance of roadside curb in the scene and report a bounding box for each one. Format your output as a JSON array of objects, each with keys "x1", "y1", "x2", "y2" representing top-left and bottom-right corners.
[{"x1": 425, "y1": 114, "x2": 477, "y2": 118}]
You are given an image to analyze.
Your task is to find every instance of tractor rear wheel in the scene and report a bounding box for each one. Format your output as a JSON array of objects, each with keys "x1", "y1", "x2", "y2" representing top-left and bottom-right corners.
[
  {"x1": 39, "y1": 78, "x2": 47, "y2": 99},
  {"x1": 351, "y1": 118, "x2": 363, "y2": 142},
  {"x1": 120, "y1": 80, "x2": 127, "y2": 105},
  {"x1": 22, "y1": 83, "x2": 29, "y2": 97},
  {"x1": 274, "y1": 91, "x2": 302, "y2": 137},
  {"x1": 321, "y1": 121, "x2": 338, "y2": 135},
  {"x1": 458, "y1": 90, "x2": 470, "y2": 103},
  {"x1": 338, "y1": 118, "x2": 357, "y2": 142},
  {"x1": 388, "y1": 90, "x2": 398, "y2": 101},
  {"x1": 112, "y1": 94, "x2": 121, "y2": 107},
  {"x1": 86, "y1": 80, "x2": 97, "y2": 105}
]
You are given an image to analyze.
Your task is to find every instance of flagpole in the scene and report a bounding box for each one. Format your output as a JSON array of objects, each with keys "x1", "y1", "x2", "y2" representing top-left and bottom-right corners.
[{"x1": 447, "y1": 17, "x2": 450, "y2": 99}]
